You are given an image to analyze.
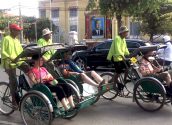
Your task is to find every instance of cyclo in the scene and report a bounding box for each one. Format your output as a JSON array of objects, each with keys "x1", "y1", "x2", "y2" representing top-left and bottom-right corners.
[
  {"x1": 101, "y1": 44, "x2": 172, "y2": 112},
  {"x1": 0, "y1": 44, "x2": 119, "y2": 125},
  {"x1": 43, "y1": 44, "x2": 113, "y2": 105},
  {"x1": 0, "y1": 44, "x2": 81, "y2": 125}
]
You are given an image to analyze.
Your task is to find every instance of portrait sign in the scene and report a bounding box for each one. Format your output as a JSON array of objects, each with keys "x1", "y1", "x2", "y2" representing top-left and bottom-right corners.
[{"x1": 92, "y1": 17, "x2": 105, "y2": 39}]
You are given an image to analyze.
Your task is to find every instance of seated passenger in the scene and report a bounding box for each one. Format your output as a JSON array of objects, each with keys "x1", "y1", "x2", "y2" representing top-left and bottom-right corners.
[
  {"x1": 28, "y1": 55, "x2": 76, "y2": 111},
  {"x1": 58, "y1": 51, "x2": 105, "y2": 88},
  {"x1": 157, "y1": 35, "x2": 172, "y2": 66},
  {"x1": 139, "y1": 51, "x2": 172, "y2": 87}
]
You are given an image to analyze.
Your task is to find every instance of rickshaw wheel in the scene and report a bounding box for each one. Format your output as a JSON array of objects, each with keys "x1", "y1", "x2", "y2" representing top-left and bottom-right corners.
[
  {"x1": 20, "y1": 91, "x2": 53, "y2": 125},
  {"x1": 65, "y1": 79, "x2": 80, "y2": 94},
  {"x1": 100, "y1": 72, "x2": 119, "y2": 100},
  {"x1": 133, "y1": 77, "x2": 166, "y2": 112},
  {"x1": 0, "y1": 82, "x2": 14, "y2": 115},
  {"x1": 74, "y1": 58, "x2": 87, "y2": 70},
  {"x1": 62, "y1": 83, "x2": 80, "y2": 119}
]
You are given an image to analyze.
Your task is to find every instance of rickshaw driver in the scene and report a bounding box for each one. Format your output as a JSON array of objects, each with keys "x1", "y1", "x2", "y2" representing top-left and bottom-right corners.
[
  {"x1": 107, "y1": 26, "x2": 130, "y2": 90},
  {"x1": 37, "y1": 28, "x2": 57, "y2": 78},
  {"x1": 139, "y1": 51, "x2": 172, "y2": 87},
  {"x1": 1, "y1": 24, "x2": 30, "y2": 109}
]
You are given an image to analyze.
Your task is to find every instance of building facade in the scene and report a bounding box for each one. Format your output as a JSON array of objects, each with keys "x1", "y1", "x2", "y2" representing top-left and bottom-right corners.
[
  {"x1": 38, "y1": 0, "x2": 132, "y2": 44},
  {"x1": 39, "y1": 0, "x2": 88, "y2": 43}
]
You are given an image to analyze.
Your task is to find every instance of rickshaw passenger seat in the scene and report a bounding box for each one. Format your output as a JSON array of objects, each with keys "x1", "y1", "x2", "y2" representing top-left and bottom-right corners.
[{"x1": 19, "y1": 74, "x2": 33, "y2": 91}]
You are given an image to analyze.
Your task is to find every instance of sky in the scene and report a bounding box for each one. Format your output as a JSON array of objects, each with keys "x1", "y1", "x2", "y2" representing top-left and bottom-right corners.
[{"x1": 0, "y1": 0, "x2": 45, "y2": 17}]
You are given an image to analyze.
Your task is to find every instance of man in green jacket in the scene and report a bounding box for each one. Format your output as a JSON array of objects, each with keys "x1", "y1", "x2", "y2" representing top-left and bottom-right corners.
[
  {"x1": 107, "y1": 26, "x2": 130, "y2": 90},
  {"x1": 37, "y1": 28, "x2": 58, "y2": 77},
  {"x1": 1, "y1": 24, "x2": 30, "y2": 108}
]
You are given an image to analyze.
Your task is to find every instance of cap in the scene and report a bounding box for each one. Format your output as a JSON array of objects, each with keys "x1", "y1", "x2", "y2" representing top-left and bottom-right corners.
[
  {"x1": 42, "y1": 28, "x2": 52, "y2": 36},
  {"x1": 0, "y1": 30, "x2": 4, "y2": 34},
  {"x1": 9, "y1": 24, "x2": 23, "y2": 31},
  {"x1": 119, "y1": 26, "x2": 129, "y2": 34}
]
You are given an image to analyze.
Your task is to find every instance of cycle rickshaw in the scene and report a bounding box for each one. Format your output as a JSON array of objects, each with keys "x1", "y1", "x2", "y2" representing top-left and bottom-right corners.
[
  {"x1": 0, "y1": 43, "x2": 118, "y2": 125},
  {"x1": 45, "y1": 44, "x2": 114, "y2": 105},
  {"x1": 0, "y1": 44, "x2": 82, "y2": 125},
  {"x1": 100, "y1": 44, "x2": 172, "y2": 112}
]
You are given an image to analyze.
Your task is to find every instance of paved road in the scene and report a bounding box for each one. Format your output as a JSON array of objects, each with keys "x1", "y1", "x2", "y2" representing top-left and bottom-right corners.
[{"x1": 0, "y1": 68, "x2": 172, "y2": 125}]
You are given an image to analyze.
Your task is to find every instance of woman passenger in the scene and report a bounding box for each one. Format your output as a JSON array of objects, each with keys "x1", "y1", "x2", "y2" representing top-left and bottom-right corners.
[
  {"x1": 139, "y1": 51, "x2": 172, "y2": 87},
  {"x1": 28, "y1": 55, "x2": 76, "y2": 111}
]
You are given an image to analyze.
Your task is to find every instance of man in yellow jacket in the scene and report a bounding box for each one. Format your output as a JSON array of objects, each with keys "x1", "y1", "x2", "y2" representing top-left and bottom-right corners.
[
  {"x1": 107, "y1": 26, "x2": 130, "y2": 90},
  {"x1": 37, "y1": 28, "x2": 58, "y2": 77},
  {"x1": 1, "y1": 24, "x2": 30, "y2": 108}
]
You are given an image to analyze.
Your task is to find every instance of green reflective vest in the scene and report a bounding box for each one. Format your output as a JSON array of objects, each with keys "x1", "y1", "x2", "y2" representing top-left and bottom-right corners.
[
  {"x1": 1, "y1": 35, "x2": 24, "y2": 69},
  {"x1": 107, "y1": 35, "x2": 129, "y2": 62},
  {"x1": 37, "y1": 38, "x2": 55, "y2": 60}
]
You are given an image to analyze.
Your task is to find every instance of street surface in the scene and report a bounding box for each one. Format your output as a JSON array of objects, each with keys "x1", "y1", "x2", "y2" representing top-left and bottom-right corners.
[{"x1": 0, "y1": 68, "x2": 172, "y2": 125}]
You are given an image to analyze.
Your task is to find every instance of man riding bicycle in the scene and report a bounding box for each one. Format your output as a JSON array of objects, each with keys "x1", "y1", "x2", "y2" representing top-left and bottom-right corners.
[{"x1": 107, "y1": 26, "x2": 130, "y2": 90}]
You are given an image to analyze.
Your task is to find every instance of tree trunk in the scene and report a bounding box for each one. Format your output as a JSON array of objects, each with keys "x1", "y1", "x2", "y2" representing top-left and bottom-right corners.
[
  {"x1": 150, "y1": 33, "x2": 154, "y2": 42},
  {"x1": 116, "y1": 14, "x2": 122, "y2": 33}
]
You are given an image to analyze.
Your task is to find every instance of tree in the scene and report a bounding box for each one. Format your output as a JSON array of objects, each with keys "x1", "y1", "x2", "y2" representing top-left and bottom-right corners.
[
  {"x1": 22, "y1": 16, "x2": 37, "y2": 41},
  {"x1": 136, "y1": 3, "x2": 172, "y2": 41},
  {"x1": 24, "y1": 18, "x2": 56, "y2": 42},
  {"x1": 0, "y1": 14, "x2": 56, "y2": 42},
  {"x1": 140, "y1": 11, "x2": 168, "y2": 41},
  {"x1": 87, "y1": 0, "x2": 167, "y2": 31}
]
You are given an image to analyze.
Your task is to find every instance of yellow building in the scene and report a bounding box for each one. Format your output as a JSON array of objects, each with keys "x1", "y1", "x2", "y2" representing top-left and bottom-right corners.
[
  {"x1": 39, "y1": 0, "x2": 88, "y2": 43},
  {"x1": 38, "y1": 0, "x2": 130, "y2": 44}
]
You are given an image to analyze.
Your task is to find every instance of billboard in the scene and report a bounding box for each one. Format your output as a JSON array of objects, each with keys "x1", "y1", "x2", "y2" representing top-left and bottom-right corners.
[{"x1": 92, "y1": 17, "x2": 105, "y2": 39}]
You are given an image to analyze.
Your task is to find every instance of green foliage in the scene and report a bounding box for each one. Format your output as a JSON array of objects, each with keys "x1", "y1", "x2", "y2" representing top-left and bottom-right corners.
[
  {"x1": 24, "y1": 18, "x2": 56, "y2": 41},
  {"x1": 139, "y1": 9, "x2": 172, "y2": 41},
  {"x1": 133, "y1": 1, "x2": 172, "y2": 41},
  {"x1": 36, "y1": 18, "x2": 54, "y2": 39},
  {"x1": 0, "y1": 15, "x2": 19, "y2": 30},
  {"x1": 87, "y1": 0, "x2": 172, "y2": 40},
  {"x1": 0, "y1": 13, "x2": 56, "y2": 42},
  {"x1": 87, "y1": 0, "x2": 167, "y2": 29}
]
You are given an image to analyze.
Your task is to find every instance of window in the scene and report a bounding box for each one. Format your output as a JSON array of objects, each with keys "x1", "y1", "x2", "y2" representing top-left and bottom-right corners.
[
  {"x1": 51, "y1": 9, "x2": 59, "y2": 18},
  {"x1": 106, "y1": 41, "x2": 112, "y2": 49},
  {"x1": 127, "y1": 42, "x2": 140, "y2": 48},
  {"x1": 69, "y1": 8, "x2": 77, "y2": 17},
  {"x1": 40, "y1": 9, "x2": 46, "y2": 18},
  {"x1": 70, "y1": 25, "x2": 77, "y2": 32},
  {"x1": 95, "y1": 41, "x2": 112, "y2": 50},
  {"x1": 96, "y1": 43, "x2": 107, "y2": 50}
]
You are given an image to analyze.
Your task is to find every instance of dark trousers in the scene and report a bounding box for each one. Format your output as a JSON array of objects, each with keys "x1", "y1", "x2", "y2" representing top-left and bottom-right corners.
[
  {"x1": 5, "y1": 62, "x2": 30, "y2": 100},
  {"x1": 45, "y1": 83, "x2": 73, "y2": 101}
]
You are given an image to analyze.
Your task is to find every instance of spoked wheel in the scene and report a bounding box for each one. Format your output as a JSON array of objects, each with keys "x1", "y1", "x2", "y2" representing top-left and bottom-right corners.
[
  {"x1": 0, "y1": 82, "x2": 14, "y2": 115},
  {"x1": 74, "y1": 58, "x2": 87, "y2": 70},
  {"x1": 100, "y1": 72, "x2": 119, "y2": 100},
  {"x1": 65, "y1": 79, "x2": 80, "y2": 94},
  {"x1": 133, "y1": 77, "x2": 166, "y2": 112},
  {"x1": 124, "y1": 68, "x2": 140, "y2": 94},
  {"x1": 20, "y1": 91, "x2": 53, "y2": 125},
  {"x1": 62, "y1": 83, "x2": 80, "y2": 119}
]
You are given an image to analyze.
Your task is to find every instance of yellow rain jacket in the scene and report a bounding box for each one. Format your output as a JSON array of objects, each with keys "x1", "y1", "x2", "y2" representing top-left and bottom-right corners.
[
  {"x1": 1, "y1": 36, "x2": 24, "y2": 69},
  {"x1": 107, "y1": 35, "x2": 129, "y2": 62},
  {"x1": 37, "y1": 38, "x2": 55, "y2": 61}
]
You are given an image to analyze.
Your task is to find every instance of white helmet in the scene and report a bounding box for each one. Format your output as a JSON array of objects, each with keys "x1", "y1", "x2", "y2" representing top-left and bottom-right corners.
[{"x1": 163, "y1": 35, "x2": 171, "y2": 43}]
